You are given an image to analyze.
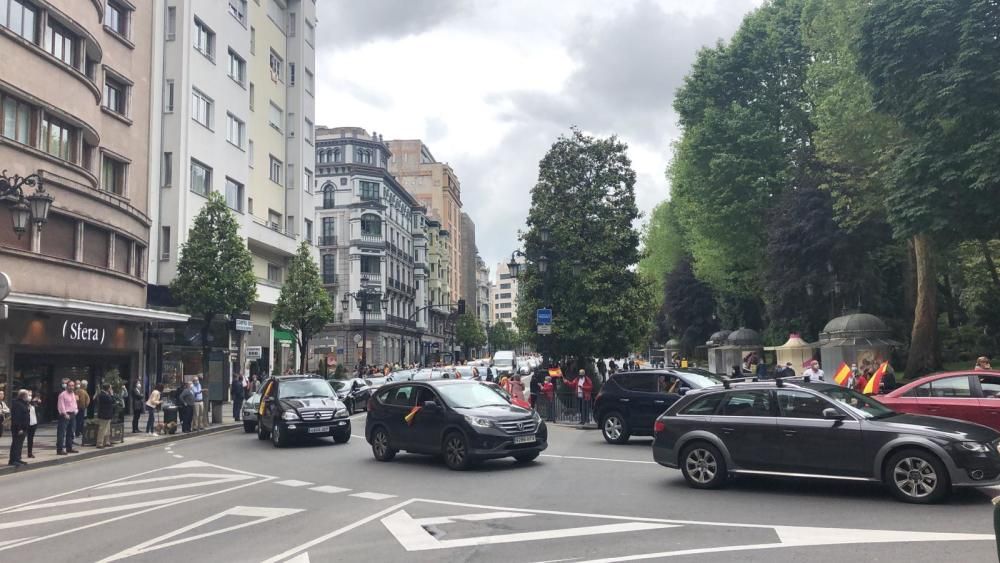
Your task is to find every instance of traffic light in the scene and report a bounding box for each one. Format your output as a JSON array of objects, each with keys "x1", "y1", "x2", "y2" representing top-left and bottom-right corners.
[{"x1": 457, "y1": 299, "x2": 466, "y2": 314}]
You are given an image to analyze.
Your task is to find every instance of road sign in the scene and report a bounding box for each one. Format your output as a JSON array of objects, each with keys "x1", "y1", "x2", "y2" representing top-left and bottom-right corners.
[
  {"x1": 234, "y1": 318, "x2": 253, "y2": 332},
  {"x1": 246, "y1": 346, "x2": 262, "y2": 360},
  {"x1": 537, "y1": 324, "x2": 552, "y2": 335},
  {"x1": 536, "y1": 308, "x2": 552, "y2": 325}
]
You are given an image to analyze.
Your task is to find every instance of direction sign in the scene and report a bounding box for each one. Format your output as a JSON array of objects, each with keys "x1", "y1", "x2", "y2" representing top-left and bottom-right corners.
[
  {"x1": 536, "y1": 308, "x2": 552, "y2": 325},
  {"x1": 537, "y1": 324, "x2": 552, "y2": 335}
]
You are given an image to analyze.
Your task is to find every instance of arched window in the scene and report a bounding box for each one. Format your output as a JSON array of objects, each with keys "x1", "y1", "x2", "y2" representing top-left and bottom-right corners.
[
  {"x1": 333, "y1": 148, "x2": 342, "y2": 163},
  {"x1": 360, "y1": 213, "x2": 382, "y2": 237},
  {"x1": 322, "y1": 183, "x2": 335, "y2": 209}
]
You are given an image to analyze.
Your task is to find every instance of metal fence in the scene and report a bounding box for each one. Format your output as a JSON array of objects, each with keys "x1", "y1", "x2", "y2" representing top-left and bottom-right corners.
[{"x1": 534, "y1": 390, "x2": 595, "y2": 425}]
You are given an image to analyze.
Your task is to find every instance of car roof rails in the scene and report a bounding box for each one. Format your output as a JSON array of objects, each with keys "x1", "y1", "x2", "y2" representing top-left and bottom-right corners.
[
  {"x1": 774, "y1": 377, "x2": 784, "y2": 388},
  {"x1": 721, "y1": 377, "x2": 731, "y2": 389}
]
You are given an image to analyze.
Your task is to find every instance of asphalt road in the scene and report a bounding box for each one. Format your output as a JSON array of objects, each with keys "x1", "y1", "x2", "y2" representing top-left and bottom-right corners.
[{"x1": 1, "y1": 413, "x2": 997, "y2": 562}]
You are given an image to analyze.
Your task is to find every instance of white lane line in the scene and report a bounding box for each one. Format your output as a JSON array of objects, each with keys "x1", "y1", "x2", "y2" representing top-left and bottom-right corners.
[
  {"x1": 310, "y1": 486, "x2": 351, "y2": 494},
  {"x1": 261, "y1": 499, "x2": 417, "y2": 563},
  {"x1": 351, "y1": 434, "x2": 366, "y2": 440},
  {"x1": 415, "y1": 511, "x2": 532, "y2": 526},
  {"x1": 275, "y1": 480, "x2": 313, "y2": 488},
  {"x1": 541, "y1": 454, "x2": 656, "y2": 465},
  {"x1": 0, "y1": 537, "x2": 34, "y2": 549},
  {"x1": 172, "y1": 455, "x2": 184, "y2": 459},
  {"x1": 0, "y1": 496, "x2": 197, "y2": 530},
  {"x1": 4, "y1": 475, "x2": 253, "y2": 512},
  {"x1": 350, "y1": 492, "x2": 397, "y2": 500},
  {"x1": 96, "y1": 473, "x2": 239, "y2": 489}
]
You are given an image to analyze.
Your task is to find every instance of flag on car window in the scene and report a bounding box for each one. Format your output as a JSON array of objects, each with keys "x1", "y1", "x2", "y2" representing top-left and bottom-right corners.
[{"x1": 404, "y1": 406, "x2": 422, "y2": 425}]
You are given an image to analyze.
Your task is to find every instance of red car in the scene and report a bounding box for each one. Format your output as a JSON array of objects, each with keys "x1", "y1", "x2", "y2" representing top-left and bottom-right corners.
[{"x1": 877, "y1": 370, "x2": 1000, "y2": 431}]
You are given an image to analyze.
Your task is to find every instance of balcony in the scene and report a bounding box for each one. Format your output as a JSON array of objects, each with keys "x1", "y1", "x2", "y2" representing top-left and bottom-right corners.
[
  {"x1": 387, "y1": 315, "x2": 417, "y2": 329},
  {"x1": 318, "y1": 235, "x2": 338, "y2": 247},
  {"x1": 360, "y1": 272, "x2": 382, "y2": 285},
  {"x1": 246, "y1": 216, "x2": 298, "y2": 256}
]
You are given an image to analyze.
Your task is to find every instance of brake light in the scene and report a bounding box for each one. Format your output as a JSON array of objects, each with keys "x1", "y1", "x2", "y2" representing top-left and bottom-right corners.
[{"x1": 654, "y1": 420, "x2": 666, "y2": 434}]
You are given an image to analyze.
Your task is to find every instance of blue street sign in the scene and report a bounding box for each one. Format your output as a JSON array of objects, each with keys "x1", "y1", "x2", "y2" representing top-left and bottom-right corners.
[{"x1": 536, "y1": 308, "x2": 553, "y2": 325}]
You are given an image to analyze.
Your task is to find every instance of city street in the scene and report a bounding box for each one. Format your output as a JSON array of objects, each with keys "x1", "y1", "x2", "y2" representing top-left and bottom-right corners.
[{"x1": 0, "y1": 414, "x2": 996, "y2": 563}]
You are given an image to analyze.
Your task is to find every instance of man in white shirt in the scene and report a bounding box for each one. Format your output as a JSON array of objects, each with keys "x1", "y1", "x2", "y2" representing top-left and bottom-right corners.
[{"x1": 803, "y1": 360, "x2": 825, "y2": 381}]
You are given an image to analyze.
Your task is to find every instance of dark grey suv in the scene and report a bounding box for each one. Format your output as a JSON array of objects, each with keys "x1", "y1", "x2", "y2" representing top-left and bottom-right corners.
[{"x1": 653, "y1": 380, "x2": 1000, "y2": 503}]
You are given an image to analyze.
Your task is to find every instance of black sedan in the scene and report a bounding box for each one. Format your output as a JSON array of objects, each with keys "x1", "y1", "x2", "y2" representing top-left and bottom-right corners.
[
  {"x1": 365, "y1": 380, "x2": 547, "y2": 470},
  {"x1": 653, "y1": 380, "x2": 1000, "y2": 503}
]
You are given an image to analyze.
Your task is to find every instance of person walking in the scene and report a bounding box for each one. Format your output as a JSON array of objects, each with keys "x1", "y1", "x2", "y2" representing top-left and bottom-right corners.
[
  {"x1": 597, "y1": 359, "x2": 607, "y2": 383},
  {"x1": 75, "y1": 380, "x2": 91, "y2": 438},
  {"x1": 95, "y1": 383, "x2": 115, "y2": 449},
  {"x1": 57, "y1": 380, "x2": 79, "y2": 455},
  {"x1": 231, "y1": 373, "x2": 246, "y2": 422},
  {"x1": 803, "y1": 360, "x2": 825, "y2": 381},
  {"x1": 0, "y1": 390, "x2": 8, "y2": 439},
  {"x1": 179, "y1": 382, "x2": 195, "y2": 433},
  {"x1": 191, "y1": 377, "x2": 204, "y2": 431},
  {"x1": 608, "y1": 359, "x2": 618, "y2": 375},
  {"x1": 564, "y1": 369, "x2": 594, "y2": 424},
  {"x1": 509, "y1": 375, "x2": 526, "y2": 404},
  {"x1": 26, "y1": 390, "x2": 39, "y2": 459},
  {"x1": 145, "y1": 384, "x2": 163, "y2": 436},
  {"x1": 131, "y1": 380, "x2": 144, "y2": 433},
  {"x1": 7, "y1": 390, "x2": 30, "y2": 466}
]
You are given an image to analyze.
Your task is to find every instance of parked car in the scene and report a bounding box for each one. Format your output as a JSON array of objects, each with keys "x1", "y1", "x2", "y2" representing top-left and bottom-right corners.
[
  {"x1": 594, "y1": 369, "x2": 724, "y2": 444},
  {"x1": 242, "y1": 392, "x2": 261, "y2": 433},
  {"x1": 653, "y1": 380, "x2": 1000, "y2": 503},
  {"x1": 329, "y1": 378, "x2": 372, "y2": 413},
  {"x1": 365, "y1": 380, "x2": 547, "y2": 470},
  {"x1": 255, "y1": 375, "x2": 352, "y2": 448},
  {"x1": 877, "y1": 371, "x2": 1000, "y2": 431},
  {"x1": 365, "y1": 376, "x2": 391, "y2": 389}
]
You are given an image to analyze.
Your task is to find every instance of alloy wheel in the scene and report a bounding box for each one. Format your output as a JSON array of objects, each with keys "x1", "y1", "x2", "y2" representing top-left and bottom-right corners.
[
  {"x1": 373, "y1": 431, "x2": 388, "y2": 457},
  {"x1": 893, "y1": 457, "x2": 938, "y2": 498},
  {"x1": 685, "y1": 448, "x2": 718, "y2": 484},
  {"x1": 603, "y1": 416, "x2": 623, "y2": 440},
  {"x1": 445, "y1": 435, "x2": 466, "y2": 468}
]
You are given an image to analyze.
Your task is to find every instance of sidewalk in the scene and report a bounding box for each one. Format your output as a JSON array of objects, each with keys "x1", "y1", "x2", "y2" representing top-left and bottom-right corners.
[{"x1": 0, "y1": 404, "x2": 242, "y2": 475}]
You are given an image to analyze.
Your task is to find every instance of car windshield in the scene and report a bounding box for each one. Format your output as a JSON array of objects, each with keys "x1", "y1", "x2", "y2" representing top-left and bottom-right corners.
[
  {"x1": 278, "y1": 379, "x2": 336, "y2": 399},
  {"x1": 677, "y1": 373, "x2": 723, "y2": 387},
  {"x1": 437, "y1": 383, "x2": 511, "y2": 409},
  {"x1": 816, "y1": 386, "x2": 896, "y2": 419},
  {"x1": 328, "y1": 381, "x2": 347, "y2": 391}
]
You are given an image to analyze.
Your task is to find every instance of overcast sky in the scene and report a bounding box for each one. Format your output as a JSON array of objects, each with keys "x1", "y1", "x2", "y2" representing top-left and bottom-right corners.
[{"x1": 314, "y1": 0, "x2": 760, "y2": 277}]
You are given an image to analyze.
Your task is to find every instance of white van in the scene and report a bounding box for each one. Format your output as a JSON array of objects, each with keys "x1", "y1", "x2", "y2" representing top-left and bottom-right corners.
[{"x1": 492, "y1": 350, "x2": 516, "y2": 375}]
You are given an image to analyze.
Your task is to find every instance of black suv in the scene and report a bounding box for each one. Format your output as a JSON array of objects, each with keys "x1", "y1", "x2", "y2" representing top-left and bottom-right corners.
[
  {"x1": 654, "y1": 380, "x2": 1000, "y2": 503},
  {"x1": 594, "y1": 369, "x2": 723, "y2": 444},
  {"x1": 365, "y1": 380, "x2": 547, "y2": 470},
  {"x1": 256, "y1": 375, "x2": 351, "y2": 447}
]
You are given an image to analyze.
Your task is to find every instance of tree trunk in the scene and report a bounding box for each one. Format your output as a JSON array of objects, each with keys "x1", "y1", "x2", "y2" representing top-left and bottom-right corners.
[
  {"x1": 201, "y1": 314, "x2": 214, "y2": 400},
  {"x1": 905, "y1": 233, "x2": 939, "y2": 378},
  {"x1": 979, "y1": 239, "x2": 1000, "y2": 296},
  {"x1": 903, "y1": 239, "x2": 917, "y2": 327},
  {"x1": 299, "y1": 334, "x2": 308, "y2": 374}
]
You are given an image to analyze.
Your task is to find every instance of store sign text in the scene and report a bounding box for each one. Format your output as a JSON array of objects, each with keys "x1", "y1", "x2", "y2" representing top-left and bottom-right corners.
[{"x1": 62, "y1": 320, "x2": 107, "y2": 345}]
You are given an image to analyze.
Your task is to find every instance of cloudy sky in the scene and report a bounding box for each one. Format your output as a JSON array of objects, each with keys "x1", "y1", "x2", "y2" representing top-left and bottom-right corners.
[{"x1": 314, "y1": 0, "x2": 760, "y2": 275}]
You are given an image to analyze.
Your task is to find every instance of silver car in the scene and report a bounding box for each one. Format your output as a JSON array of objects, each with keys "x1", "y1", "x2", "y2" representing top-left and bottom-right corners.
[{"x1": 242, "y1": 392, "x2": 261, "y2": 433}]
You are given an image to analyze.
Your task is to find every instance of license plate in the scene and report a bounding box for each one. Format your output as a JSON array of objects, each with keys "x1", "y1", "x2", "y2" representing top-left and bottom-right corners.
[
  {"x1": 309, "y1": 426, "x2": 330, "y2": 434},
  {"x1": 513, "y1": 435, "x2": 536, "y2": 444}
]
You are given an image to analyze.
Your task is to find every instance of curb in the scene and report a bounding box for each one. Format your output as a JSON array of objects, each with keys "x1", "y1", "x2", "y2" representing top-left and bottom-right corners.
[
  {"x1": 0, "y1": 423, "x2": 241, "y2": 476},
  {"x1": 549, "y1": 422, "x2": 598, "y2": 430}
]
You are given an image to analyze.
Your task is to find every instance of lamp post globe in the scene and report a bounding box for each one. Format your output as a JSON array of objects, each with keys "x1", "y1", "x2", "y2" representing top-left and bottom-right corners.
[
  {"x1": 10, "y1": 200, "x2": 31, "y2": 238},
  {"x1": 27, "y1": 189, "x2": 53, "y2": 227}
]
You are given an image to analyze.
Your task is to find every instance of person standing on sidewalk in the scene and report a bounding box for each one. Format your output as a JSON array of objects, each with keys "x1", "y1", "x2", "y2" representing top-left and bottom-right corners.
[
  {"x1": 94, "y1": 384, "x2": 115, "y2": 449},
  {"x1": 191, "y1": 377, "x2": 204, "y2": 431},
  {"x1": 0, "y1": 390, "x2": 9, "y2": 439},
  {"x1": 564, "y1": 369, "x2": 594, "y2": 424},
  {"x1": 57, "y1": 381, "x2": 79, "y2": 455},
  {"x1": 27, "y1": 390, "x2": 39, "y2": 458},
  {"x1": 179, "y1": 382, "x2": 195, "y2": 433},
  {"x1": 7, "y1": 389, "x2": 30, "y2": 466},
  {"x1": 75, "y1": 380, "x2": 91, "y2": 438},
  {"x1": 145, "y1": 384, "x2": 163, "y2": 436},
  {"x1": 131, "y1": 380, "x2": 144, "y2": 433},
  {"x1": 231, "y1": 373, "x2": 246, "y2": 422}
]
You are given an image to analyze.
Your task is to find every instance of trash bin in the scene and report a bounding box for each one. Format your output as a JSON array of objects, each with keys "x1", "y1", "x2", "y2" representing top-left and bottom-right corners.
[{"x1": 162, "y1": 400, "x2": 178, "y2": 434}]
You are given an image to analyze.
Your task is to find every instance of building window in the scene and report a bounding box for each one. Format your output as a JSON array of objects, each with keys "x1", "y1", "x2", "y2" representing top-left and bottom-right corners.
[
  {"x1": 165, "y1": 6, "x2": 176, "y2": 40},
  {"x1": 164, "y1": 79, "x2": 174, "y2": 112},
  {"x1": 228, "y1": 0, "x2": 247, "y2": 25},
  {"x1": 225, "y1": 177, "x2": 244, "y2": 212},
  {"x1": 268, "y1": 209, "x2": 281, "y2": 230},
  {"x1": 304, "y1": 118, "x2": 313, "y2": 144},
  {"x1": 42, "y1": 115, "x2": 74, "y2": 161},
  {"x1": 268, "y1": 102, "x2": 282, "y2": 131},
  {"x1": 500, "y1": 283, "x2": 511, "y2": 289},
  {"x1": 101, "y1": 155, "x2": 127, "y2": 195},
  {"x1": 288, "y1": 12, "x2": 296, "y2": 36},
  {"x1": 249, "y1": 25, "x2": 255, "y2": 54},
  {"x1": 45, "y1": 18, "x2": 76, "y2": 66},
  {"x1": 288, "y1": 62, "x2": 295, "y2": 85},
  {"x1": 248, "y1": 139, "x2": 254, "y2": 166},
  {"x1": 320, "y1": 217, "x2": 334, "y2": 244},
  {"x1": 194, "y1": 18, "x2": 215, "y2": 60},
  {"x1": 105, "y1": 1, "x2": 130, "y2": 37},
  {"x1": 322, "y1": 254, "x2": 335, "y2": 283},
  {"x1": 360, "y1": 180, "x2": 379, "y2": 201},
  {"x1": 191, "y1": 88, "x2": 212, "y2": 128},
  {"x1": 249, "y1": 82, "x2": 254, "y2": 110},
  {"x1": 360, "y1": 255, "x2": 380, "y2": 274},
  {"x1": 103, "y1": 75, "x2": 128, "y2": 116},
  {"x1": 227, "y1": 49, "x2": 246, "y2": 85},
  {"x1": 304, "y1": 218, "x2": 312, "y2": 243},
  {"x1": 333, "y1": 148, "x2": 343, "y2": 163},
  {"x1": 322, "y1": 184, "x2": 334, "y2": 209},
  {"x1": 269, "y1": 155, "x2": 282, "y2": 184},
  {"x1": 190, "y1": 159, "x2": 211, "y2": 196},
  {"x1": 269, "y1": 50, "x2": 282, "y2": 81},
  {"x1": 360, "y1": 214, "x2": 382, "y2": 237},
  {"x1": 304, "y1": 68, "x2": 314, "y2": 95},
  {"x1": 354, "y1": 148, "x2": 372, "y2": 164},
  {"x1": 267, "y1": 263, "x2": 282, "y2": 284},
  {"x1": 3, "y1": 0, "x2": 37, "y2": 43},
  {"x1": 304, "y1": 168, "x2": 313, "y2": 193},
  {"x1": 226, "y1": 113, "x2": 245, "y2": 148},
  {"x1": 1, "y1": 93, "x2": 33, "y2": 145},
  {"x1": 162, "y1": 152, "x2": 172, "y2": 187}
]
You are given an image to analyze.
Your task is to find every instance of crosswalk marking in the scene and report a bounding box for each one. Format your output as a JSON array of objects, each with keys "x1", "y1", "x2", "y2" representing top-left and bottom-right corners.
[
  {"x1": 0, "y1": 496, "x2": 197, "y2": 531},
  {"x1": 310, "y1": 486, "x2": 351, "y2": 494},
  {"x1": 276, "y1": 480, "x2": 314, "y2": 487},
  {"x1": 351, "y1": 492, "x2": 397, "y2": 500},
  {"x1": 6, "y1": 475, "x2": 253, "y2": 512}
]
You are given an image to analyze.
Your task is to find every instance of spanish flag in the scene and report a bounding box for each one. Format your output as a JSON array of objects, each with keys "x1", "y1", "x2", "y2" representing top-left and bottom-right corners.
[
  {"x1": 833, "y1": 363, "x2": 851, "y2": 386},
  {"x1": 548, "y1": 367, "x2": 563, "y2": 378},
  {"x1": 404, "y1": 406, "x2": 422, "y2": 426},
  {"x1": 863, "y1": 362, "x2": 889, "y2": 395}
]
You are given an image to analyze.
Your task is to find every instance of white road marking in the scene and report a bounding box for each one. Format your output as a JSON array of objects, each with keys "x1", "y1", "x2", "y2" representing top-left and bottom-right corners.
[
  {"x1": 96, "y1": 473, "x2": 240, "y2": 489},
  {"x1": 415, "y1": 512, "x2": 533, "y2": 526},
  {"x1": 284, "y1": 553, "x2": 311, "y2": 563},
  {"x1": 310, "y1": 486, "x2": 351, "y2": 494},
  {"x1": 97, "y1": 506, "x2": 303, "y2": 563},
  {"x1": 541, "y1": 454, "x2": 656, "y2": 465},
  {"x1": 0, "y1": 538, "x2": 34, "y2": 549},
  {"x1": 351, "y1": 492, "x2": 397, "y2": 500},
  {"x1": 261, "y1": 499, "x2": 417, "y2": 563},
  {"x1": 172, "y1": 454, "x2": 184, "y2": 459},
  {"x1": 351, "y1": 434, "x2": 366, "y2": 440},
  {"x1": 275, "y1": 480, "x2": 313, "y2": 487},
  {"x1": 0, "y1": 496, "x2": 197, "y2": 530},
  {"x1": 381, "y1": 509, "x2": 675, "y2": 551},
  {"x1": 4, "y1": 475, "x2": 253, "y2": 512}
]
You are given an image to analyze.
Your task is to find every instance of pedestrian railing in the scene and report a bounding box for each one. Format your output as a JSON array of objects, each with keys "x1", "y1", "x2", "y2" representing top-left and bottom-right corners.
[{"x1": 534, "y1": 390, "x2": 594, "y2": 425}]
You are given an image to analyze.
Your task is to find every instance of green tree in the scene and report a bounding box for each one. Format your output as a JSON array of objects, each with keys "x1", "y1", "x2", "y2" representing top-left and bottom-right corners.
[
  {"x1": 516, "y1": 129, "x2": 653, "y2": 360},
  {"x1": 455, "y1": 313, "x2": 486, "y2": 360},
  {"x1": 638, "y1": 200, "x2": 686, "y2": 299},
  {"x1": 273, "y1": 242, "x2": 335, "y2": 371},
  {"x1": 172, "y1": 193, "x2": 257, "y2": 381},
  {"x1": 663, "y1": 257, "x2": 719, "y2": 356},
  {"x1": 489, "y1": 322, "x2": 516, "y2": 352}
]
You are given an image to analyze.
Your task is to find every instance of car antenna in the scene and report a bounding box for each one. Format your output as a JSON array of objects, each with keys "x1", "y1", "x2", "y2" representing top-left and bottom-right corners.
[
  {"x1": 721, "y1": 377, "x2": 731, "y2": 389},
  {"x1": 775, "y1": 377, "x2": 784, "y2": 388}
]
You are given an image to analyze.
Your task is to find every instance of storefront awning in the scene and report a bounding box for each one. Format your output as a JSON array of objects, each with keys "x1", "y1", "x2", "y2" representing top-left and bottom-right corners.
[
  {"x1": 274, "y1": 329, "x2": 296, "y2": 343},
  {"x1": 5, "y1": 292, "x2": 190, "y2": 323}
]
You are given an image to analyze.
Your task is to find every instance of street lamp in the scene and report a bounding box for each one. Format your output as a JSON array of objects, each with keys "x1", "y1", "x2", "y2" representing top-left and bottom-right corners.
[
  {"x1": 341, "y1": 288, "x2": 388, "y2": 373},
  {"x1": 1, "y1": 170, "x2": 53, "y2": 238},
  {"x1": 507, "y1": 250, "x2": 526, "y2": 278},
  {"x1": 537, "y1": 255, "x2": 548, "y2": 274}
]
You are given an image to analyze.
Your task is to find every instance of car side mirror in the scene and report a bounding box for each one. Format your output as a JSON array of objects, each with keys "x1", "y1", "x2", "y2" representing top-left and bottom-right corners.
[
  {"x1": 679, "y1": 386, "x2": 691, "y2": 396},
  {"x1": 422, "y1": 400, "x2": 440, "y2": 412},
  {"x1": 822, "y1": 407, "x2": 845, "y2": 421}
]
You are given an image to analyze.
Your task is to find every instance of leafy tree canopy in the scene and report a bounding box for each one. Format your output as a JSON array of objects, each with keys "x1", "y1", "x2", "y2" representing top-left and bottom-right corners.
[{"x1": 274, "y1": 242, "x2": 335, "y2": 369}]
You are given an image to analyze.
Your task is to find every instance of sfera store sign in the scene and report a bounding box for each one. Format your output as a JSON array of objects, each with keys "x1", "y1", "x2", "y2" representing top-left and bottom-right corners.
[
  {"x1": 18, "y1": 314, "x2": 130, "y2": 349},
  {"x1": 63, "y1": 319, "x2": 106, "y2": 344}
]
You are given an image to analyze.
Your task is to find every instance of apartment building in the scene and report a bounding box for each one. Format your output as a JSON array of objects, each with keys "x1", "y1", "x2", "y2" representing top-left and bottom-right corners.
[
  {"x1": 459, "y1": 211, "x2": 478, "y2": 313},
  {"x1": 476, "y1": 257, "x2": 490, "y2": 325},
  {"x1": 491, "y1": 259, "x2": 519, "y2": 329}
]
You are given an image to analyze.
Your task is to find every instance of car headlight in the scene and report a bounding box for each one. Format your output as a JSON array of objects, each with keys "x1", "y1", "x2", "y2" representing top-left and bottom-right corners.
[
  {"x1": 532, "y1": 410, "x2": 542, "y2": 423},
  {"x1": 335, "y1": 407, "x2": 349, "y2": 417},
  {"x1": 281, "y1": 411, "x2": 300, "y2": 421},
  {"x1": 959, "y1": 442, "x2": 990, "y2": 453},
  {"x1": 464, "y1": 415, "x2": 493, "y2": 428}
]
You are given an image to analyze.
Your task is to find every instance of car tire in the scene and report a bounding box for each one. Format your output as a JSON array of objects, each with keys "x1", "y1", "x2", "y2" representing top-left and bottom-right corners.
[
  {"x1": 600, "y1": 412, "x2": 631, "y2": 444},
  {"x1": 443, "y1": 431, "x2": 472, "y2": 471},
  {"x1": 680, "y1": 442, "x2": 728, "y2": 489},
  {"x1": 371, "y1": 426, "x2": 397, "y2": 461},
  {"x1": 513, "y1": 451, "x2": 540, "y2": 463},
  {"x1": 333, "y1": 431, "x2": 351, "y2": 444},
  {"x1": 257, "y1": 421, "x2": 270, "y2": 441},
  {"x1": 271, "y1": 422, "x2": 286, "y2": 448},
  {"x1": 243, "y1": 420, "x2": 255, "y2": 433},
  {"x1": 884, "y1": 448, "x2": 950, "y2": 504}
]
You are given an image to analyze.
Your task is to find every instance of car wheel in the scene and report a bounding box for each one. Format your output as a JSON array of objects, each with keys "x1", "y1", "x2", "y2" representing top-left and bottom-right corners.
[
  {"x1": 243, "y1": 420, "x2": 255, "y2": 433},
  {"x1": 257, "y1": 421, "x2": 270, "y2": 441},
  {"x1": 371, "y1": 426, "x2": 397, "y2": 461},
  {"x1": 271, "y1": 423, "x2": 286, "y2": 448},
  {"x1": 333, "y1": 431, "x2": 351, "y2": 444},
  {"x1": 680, "y1": 442, "x2": 727, "y2": 489},
  {"x1": 884, "y1": 449, "x2": 950, "y2": 504},
  {"x1": 601, "y1": 412, "x2": 630, "y2": 444},
  {"x1": 443, "y1": 432, "x2": 472, "y2": 470},
  {"x1": 513, "y1": 451, "x2": 540, "y2": 463}
]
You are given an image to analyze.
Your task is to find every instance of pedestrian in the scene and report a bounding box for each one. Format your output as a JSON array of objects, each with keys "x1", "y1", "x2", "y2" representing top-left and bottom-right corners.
[
  {"x1": 56, "y1": 380, "x2": 79, "y2": 454},
  {"x1": 95, "y1": 383, "x2": 115, "y2": 449},
  {"x1": 7, "y1": 389, "x2": 30, "y2": 466},
  {"x1": 755, "y1": 361, "x2": 768, "y2": 381},
  {"x1": 803, "y1": 360, "x2": 824, "y2": 381},
  {"x1": 231, "y1": 373, "x2": 246, "y2": 422},
  {"x1": 529, "y1": 368, "x2": 543, "y2": 408},
  {"x1": 75, "y1": 379, "x2": 91, "y2": 437},
  {"x1": 976, "y1": 356, "x2": 993, "y2": 371},
  {"x1": 783, "y1": 362, "x2": 796, "y2": 377},
  {"x1": 564, "y1": 369, "x2": 594, "y2": 424},
  {"x1": 26, "y1": 390, "x2": 39, "y2": 459},
  {"x1": 883, "y1": 363, "x2": 898, "y2": 392},
  {"x1": 191, "y1": 376, "x2": 204, "y2": 431},
  {"x1": 145, "y1": 384, "x2": 163, "y2": 436},
  {"x1": 249, "y1": 375, "x2": 260, "y2": 394},
  {"x1": 608, "y1": 359, "x2": 618, "y2": 375},
  {"x1": 509, "y1": 375, "x2": 526, "y2": 403},
  {"x1": 854, "y1": 367, "x2": 870, "y2": 394},
  {"x1": 541, "y1": 376, "x2": 555, "y2": 421},
  {"x1": 131, "y1": 380, "x2": 144, "y2": 433},
  {"x1": 179, "y1": 382, "x2": 195, "y2": 433},
  {"x1": 0, "y1": 390, "x2": 8, "y2": 439},
  {"x1": 597, "y1": 359, "x2": 607, "y2": 382}
]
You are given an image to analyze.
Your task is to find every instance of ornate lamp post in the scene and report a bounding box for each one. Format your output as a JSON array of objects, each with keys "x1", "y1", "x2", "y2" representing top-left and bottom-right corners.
[
  {"x1": 341, "y1": 288, "x2": 389, "y2": 372},
  {"x1": 1, "y1": 171, "x2": 54, "y2": 238}
]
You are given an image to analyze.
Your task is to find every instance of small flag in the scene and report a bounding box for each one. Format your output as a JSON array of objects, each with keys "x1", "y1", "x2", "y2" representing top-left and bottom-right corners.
[
  {"x1": 404, "y1": 406, "x2": 422, "y2": 426},
  {"x1": 864, "y1": 362, "x2": 888, "y2": 395},
  {"x1": 548, "y1": 367, "x2": 563, "y2": 378},
  {"x1": 833, "y1": 363, "x2": 851, "y2": 386}
]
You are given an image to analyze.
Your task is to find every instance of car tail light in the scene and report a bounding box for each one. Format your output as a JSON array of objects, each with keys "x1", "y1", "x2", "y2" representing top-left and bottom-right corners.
[{"x1": 654, "y1": 420, "x2": 666, "y2": 434}]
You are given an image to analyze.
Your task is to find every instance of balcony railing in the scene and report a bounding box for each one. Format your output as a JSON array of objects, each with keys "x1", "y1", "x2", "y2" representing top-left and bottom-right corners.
[
  {"x1": 387, "y1": 315, "x2": 417, "y2": 329},
  {"x1": 318, "y1": 235, "x2": 337, "y2": 246},
  {"x1": 359, "y1": 233, "x2": 383, "y2": 243},
  {"x1": 360, "y1": 272, "x2": 382, "y2": 284}
]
